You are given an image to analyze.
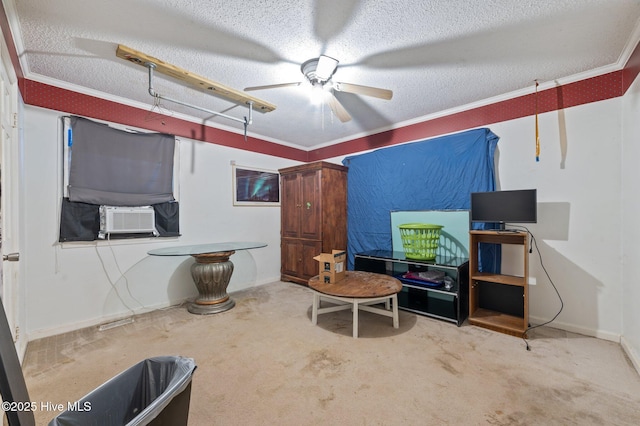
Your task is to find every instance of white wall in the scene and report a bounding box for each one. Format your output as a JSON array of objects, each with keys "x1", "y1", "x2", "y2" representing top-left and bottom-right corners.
[
  {"x1": 622, "y1": 74, "x2": 640, "y2": 370},
  {"x1": 489, "y1": 99, "x2": 623, "y2": 341},
  {"x1": 330, "y1": 97, "x2": 626, "y2": 342},
  {"x1": 22, "y1": 106, "x2": 300, "y2": 339}
]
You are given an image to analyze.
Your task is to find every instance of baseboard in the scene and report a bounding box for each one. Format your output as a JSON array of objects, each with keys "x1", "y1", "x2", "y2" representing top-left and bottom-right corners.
[
  {"x1": 485, "y1": 316, "x2": 638, "y2": 376},
  {"x1": 621, "y1": 336, "x2": 640, "y2": 376},
  {"x1": 26, "y1": 298, "x2": 191, "y2": 342},
  {"x1": 26, "y1": 279, "x2": 283, "y2": 342},
  {"x1": 528, "y1": 315, "x2": 621, "y2": 342},
  {"x1": 255, "y1": 275, "x2": 282, "y2": 286},
  {"x1": 16, "y1": 335, "x2": 28, "y2": 365}
]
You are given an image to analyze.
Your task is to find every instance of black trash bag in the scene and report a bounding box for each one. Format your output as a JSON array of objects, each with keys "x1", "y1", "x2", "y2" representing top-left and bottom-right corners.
[{"x1": 48, "y1": 356, "x2": 196, "y2": 426}]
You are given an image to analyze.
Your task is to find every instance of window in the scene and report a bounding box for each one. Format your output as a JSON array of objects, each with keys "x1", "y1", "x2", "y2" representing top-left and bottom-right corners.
[{"x1": 59, "y1": 116, "x2": 180, "y2": 241}]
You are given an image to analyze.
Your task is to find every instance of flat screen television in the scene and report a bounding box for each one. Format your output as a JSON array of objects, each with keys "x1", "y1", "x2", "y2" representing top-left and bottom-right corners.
[{"x1": 470, "y1": 189, "x2": 537, "y2": 229}]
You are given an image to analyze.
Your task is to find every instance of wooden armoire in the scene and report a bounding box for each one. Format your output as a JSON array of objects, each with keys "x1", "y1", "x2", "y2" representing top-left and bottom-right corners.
[{"x1": 279, "y1": 161, "x2": 348, "y2": 285}]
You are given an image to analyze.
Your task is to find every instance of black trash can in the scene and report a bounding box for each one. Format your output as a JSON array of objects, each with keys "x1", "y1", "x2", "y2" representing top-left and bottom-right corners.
[{"x1": 48, "y1": 356, "x2": 196, "y2": 426}]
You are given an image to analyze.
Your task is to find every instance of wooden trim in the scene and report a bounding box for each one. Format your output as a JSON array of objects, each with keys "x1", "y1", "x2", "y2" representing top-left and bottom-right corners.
[
  {"x1": 116, "y1": 44, "x2": 276, "y2": 113},
  {"x1": 278, "y1": 161, "x2": 348, "y2": 175}
]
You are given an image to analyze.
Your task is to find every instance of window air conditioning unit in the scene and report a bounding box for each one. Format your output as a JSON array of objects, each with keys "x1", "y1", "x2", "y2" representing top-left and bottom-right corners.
[{"x1": 99, "y1": 206, "x2": 158, "y2": 239}]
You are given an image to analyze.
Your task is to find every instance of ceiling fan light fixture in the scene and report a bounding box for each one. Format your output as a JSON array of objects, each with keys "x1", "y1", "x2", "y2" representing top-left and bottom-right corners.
[
  {"x1": 309, "y1": 82, "x2": 326, "y2": 105},
  {"x1": 315, "y1": 55, "x2": 338, "y2": 80},
  {"x1": 246, "y1": 53, "x2": 390, "y2": 124},
  {"x1": 301, "y1": 55, "x2": 338, "y2": 84},
  {"x1": 300, "y1": 58, "x2": 319, "y2": 82}
]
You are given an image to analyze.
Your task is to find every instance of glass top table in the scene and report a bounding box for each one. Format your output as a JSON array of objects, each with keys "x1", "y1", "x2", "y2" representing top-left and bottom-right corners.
[
  {"x1": 148, "y1": 241, "x2": 267, "y2": 256},
  {"x1": 148, "y1": 241, "x2": 267, "y2": 314}
]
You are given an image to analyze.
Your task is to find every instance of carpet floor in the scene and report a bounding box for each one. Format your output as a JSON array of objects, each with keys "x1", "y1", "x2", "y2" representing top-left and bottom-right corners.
[{"x1": 23, "y1": 281, "x2": 640, "y2": 425}]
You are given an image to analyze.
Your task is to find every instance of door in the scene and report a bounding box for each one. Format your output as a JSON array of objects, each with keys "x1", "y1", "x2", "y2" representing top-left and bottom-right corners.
[
  {"x1": 281, "y1": 238, "x2": 300, "y2": 277},
  {"x1": 280, "y1": 172, "x2": 301, "y2": 238},
  {"x1": 281, "y1": 238, "x2": 322, "y2": 281},
  {"x1": 299, "y1": 169, "x2": 321, "y2": 240},
  {"x1": 0, "y1": 45, "x2": 20, "y2": 341},
  {"x1": 281, "y1": 168, "x2": 322, "y2": 241},
  {"x1": 300, "y1": 240, "x2": 323, "y2": 279}
]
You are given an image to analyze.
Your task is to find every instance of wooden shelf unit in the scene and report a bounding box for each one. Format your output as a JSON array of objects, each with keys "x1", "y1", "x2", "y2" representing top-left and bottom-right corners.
[{"x1": 469, "y1": 230, "x2": 529, "y2": 337}]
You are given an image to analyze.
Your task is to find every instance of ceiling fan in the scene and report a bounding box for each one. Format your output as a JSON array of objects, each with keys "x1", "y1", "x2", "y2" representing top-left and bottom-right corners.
[{"x1": 244, "y1": 55, "x2": 393, "y2": 123}]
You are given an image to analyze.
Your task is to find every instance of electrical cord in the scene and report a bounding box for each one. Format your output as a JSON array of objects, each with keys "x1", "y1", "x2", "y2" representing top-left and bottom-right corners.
[
  {"x1": 94, "y1": 236, "x2": 146, "y2": 318},
  {"x1": 106, "y1": 236, "x2": 147, "y2": 309},
  {"x1": 509, "y1": 225, "x2": 564, "y2": 350}
]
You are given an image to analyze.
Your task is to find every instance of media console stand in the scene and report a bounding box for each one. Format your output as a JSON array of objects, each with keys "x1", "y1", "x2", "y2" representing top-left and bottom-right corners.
[{"x1": 354, "y1": 250, "x2": 469, "y2": 326}]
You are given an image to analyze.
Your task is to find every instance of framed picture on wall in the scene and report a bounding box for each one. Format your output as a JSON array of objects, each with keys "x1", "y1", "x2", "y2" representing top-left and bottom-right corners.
[{"x1": 232, "y1": 165, "x2": 280, "y2": 206}]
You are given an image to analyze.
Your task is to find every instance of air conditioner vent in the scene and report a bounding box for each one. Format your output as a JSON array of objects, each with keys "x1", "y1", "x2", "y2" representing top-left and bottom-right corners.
[{"x1": 99, "y1": 206, "x2": 158, "y2": 239}]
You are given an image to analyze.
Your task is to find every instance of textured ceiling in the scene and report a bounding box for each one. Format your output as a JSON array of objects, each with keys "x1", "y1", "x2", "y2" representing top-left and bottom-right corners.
[{"x1": 5, "y1": 0, "x2": 640, "y2": 149}]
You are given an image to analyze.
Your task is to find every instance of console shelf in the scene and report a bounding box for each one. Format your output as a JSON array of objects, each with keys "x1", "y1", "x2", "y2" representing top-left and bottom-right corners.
[
  {"x1": 469, "y1": 230, "x2": 529, "y2": 337},
  {"x1": 354, "y1": 250, "x2": 469, "y2": 326}
]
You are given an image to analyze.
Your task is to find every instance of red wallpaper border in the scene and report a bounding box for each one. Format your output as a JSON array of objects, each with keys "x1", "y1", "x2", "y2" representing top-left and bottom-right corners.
[
  {"x1": 308, "y1": 70, "x2": 628, "y2": 161},
  {"x1": 21, "y1": 66, "x2": 634, "y2": 163},
  {"x1": 22, "y1": 79, "x2": 308, "y2": 161}
]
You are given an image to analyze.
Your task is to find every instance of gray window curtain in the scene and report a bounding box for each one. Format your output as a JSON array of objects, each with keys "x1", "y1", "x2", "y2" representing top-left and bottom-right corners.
[{"x1": 68, "y1": 116, "x2": 175, "y2": 206}]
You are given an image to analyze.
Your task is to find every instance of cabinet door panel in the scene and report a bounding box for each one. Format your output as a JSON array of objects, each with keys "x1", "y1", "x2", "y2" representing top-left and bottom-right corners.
[
  {"x1": 281, "y1": 239, "x2": 300, "y2": 277},
  {"x1": 301, "y1": 240, "x2": 323, "y2": 279},
  {"x1": 281, "y1": 239, "x2": 322, "y2": 280},
  {"x1": 281, "y1": 173, "x2": 301, "y2": 238},
  {"x1": 299, "y1": 170, "x2": 321, "y2": 239}
]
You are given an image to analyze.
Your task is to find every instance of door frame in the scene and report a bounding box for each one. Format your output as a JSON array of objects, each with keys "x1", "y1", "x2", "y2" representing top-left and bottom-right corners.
[{"x1": 0, "y1": 29, "x2": 22, "y2": 352}]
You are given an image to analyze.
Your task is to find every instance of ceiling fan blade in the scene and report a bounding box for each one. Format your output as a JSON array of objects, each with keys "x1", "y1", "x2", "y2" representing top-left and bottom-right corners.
[
  {"x1": 327, "y1": 93, "x2": 352, "y2": 123},
  {"x1": 334, "y1": 82, "x2": 393, "y2": 100},
  {"x1": 244, "y1": 82, "x2": 301, "y2": 91},
  {"x1": 316, "y1": 55, "x2": 339, "y2": 80}
]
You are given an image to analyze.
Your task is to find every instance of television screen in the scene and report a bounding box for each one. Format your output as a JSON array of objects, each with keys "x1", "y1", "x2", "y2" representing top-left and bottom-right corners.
[{"x1": 470, "y1": 189, "x2": 537, "y2": 227}]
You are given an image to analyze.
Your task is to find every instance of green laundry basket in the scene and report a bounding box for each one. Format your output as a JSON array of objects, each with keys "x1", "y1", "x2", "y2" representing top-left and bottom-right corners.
[{"x1": 398, "y1": 223, "x2": 444, "y2": 260}]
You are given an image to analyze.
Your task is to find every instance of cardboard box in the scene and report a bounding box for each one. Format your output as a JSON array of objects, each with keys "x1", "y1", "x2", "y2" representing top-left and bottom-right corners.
[{"x1": 313, "y1": 250, "x2": 346, "y2": 283}]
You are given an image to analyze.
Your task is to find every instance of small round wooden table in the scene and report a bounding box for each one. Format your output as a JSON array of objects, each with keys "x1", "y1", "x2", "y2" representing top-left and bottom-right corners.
[{"x1": 308, "y1": 271, "x2": 402, "y2": 338}]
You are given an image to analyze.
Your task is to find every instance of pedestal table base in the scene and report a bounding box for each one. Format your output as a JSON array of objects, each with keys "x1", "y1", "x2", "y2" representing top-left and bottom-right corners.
[{"x1": 188, "y1": 251, "x2": 236, "y2": 315}]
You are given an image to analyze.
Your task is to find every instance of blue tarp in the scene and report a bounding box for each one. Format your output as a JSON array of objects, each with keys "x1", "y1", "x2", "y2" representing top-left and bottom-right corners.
[{"x1": 342, "y1": 128, "x2": 500, "y2": 270}]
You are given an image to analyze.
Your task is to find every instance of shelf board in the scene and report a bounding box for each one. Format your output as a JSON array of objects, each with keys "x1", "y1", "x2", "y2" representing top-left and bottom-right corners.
[
  {"x1": 471, "y1": 272, "x2": 526, "y2": 286},
  {"x1": 116, "y1": 44, "x2": 276, "y2": 113},
  {"x1": 469, "y1": 308, "x2": 526, "y2": 336},
  {"x1": 469, "y1": 230, "x2": 527, "y2": 245}
]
